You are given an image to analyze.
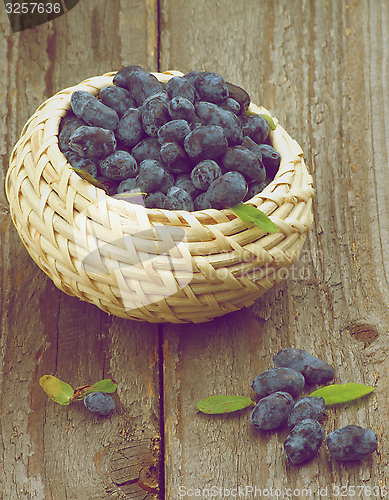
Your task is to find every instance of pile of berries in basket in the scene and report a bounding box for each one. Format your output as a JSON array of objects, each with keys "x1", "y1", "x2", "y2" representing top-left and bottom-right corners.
[{"x1": 59, "y1": 66, "x2": 281, "y2": 211}]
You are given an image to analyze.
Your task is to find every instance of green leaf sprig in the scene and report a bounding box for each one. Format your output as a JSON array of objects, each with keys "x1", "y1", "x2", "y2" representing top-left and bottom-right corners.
[
  {"x1": 230, "y1": 203, "x2": 278, "y2": 233},
  {"x1": 39, "y1": 375, "x2": 117, "y2": 406}
]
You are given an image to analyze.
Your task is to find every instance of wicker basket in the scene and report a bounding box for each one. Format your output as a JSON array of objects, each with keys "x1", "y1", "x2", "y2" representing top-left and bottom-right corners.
[{"x1": 5, "y1": 71, "x2": 314, "y2": 324}]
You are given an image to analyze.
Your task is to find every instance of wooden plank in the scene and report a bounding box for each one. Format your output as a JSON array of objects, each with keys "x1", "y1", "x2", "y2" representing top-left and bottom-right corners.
[
  {"x1": 1, "y1": 0, "x2": 389, "y2": 497},
  {"x1": 160, "y1": 0, "x2": 389, "y2": 495},
  {"x1": 0, "y1": 1, "x2": 162, "y2": 499}
]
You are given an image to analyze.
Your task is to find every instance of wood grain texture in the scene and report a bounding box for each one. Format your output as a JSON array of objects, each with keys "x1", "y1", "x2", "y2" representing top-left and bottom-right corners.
[
  {"x1": 160, "y1": 0, "x2": 389, "y2": 495},
  {"x1": 1, "y1": 0, "x2": 389, "y2": 498}
]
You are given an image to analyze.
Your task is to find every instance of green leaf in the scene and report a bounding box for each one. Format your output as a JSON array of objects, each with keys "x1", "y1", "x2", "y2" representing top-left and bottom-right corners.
[
  {"x1": 112, "y1": 191, "x2": 147, "y2": 203},
  {"x1": 72, "y1": 379, "x2": 118, "y2": 401},
  {"x1": 309, "y1": 383, "x2": 376, "y2": 405},
  {"x1": 258, "y1": 114, "x2": 276, "y2": 130},
  {"x1": 70, "y1": 166, "x2": 110, "y2": 194},
  {"x1": 90, "y1": 379, "x2": 118, "y2": 394},
  {"x1": 230, "y1": 203, "x2": 278, "y2": 233},
  {"x1": 196, "y1": 395, "x2": 254, "y2": 414},
  {"x1": 39, "y1": 375, "x2": 74, "y2": 405}
]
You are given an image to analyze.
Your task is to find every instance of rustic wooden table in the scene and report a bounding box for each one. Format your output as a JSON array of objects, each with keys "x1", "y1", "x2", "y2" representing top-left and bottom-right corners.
[{"x1": 1, "y1": 1, "x2": 388, "y2": 498}]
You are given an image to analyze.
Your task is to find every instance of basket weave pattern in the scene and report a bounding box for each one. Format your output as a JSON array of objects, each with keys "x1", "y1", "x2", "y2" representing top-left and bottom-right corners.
[{"x1": 5, "y1": 71, "x2": 314, "y2": 323}]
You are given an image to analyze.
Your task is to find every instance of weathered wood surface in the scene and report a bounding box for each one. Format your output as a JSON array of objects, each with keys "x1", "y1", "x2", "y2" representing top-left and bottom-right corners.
[{"x1": 1, "y1": 0, "x2": 389, "y2": 499}]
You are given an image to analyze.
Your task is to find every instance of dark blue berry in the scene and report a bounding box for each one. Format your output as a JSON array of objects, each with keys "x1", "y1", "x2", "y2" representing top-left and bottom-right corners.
[
  {"x1": 273, "y1": 348, "x2": 335, "y2": 385},
  {"x1": 195, "y1": 101, "x2": 243, "y2": 146},
  {"x1": 99, "y1": 150, "x2": 138, "y2": 181},
  {"x1": 225, "y1": 81, "x2": 251, "y2": 114},
  {"x1": 326, "y1": 425, "x2": 378, "y2": 461},
  {"x1": 241, "y1": 136, "x2": 264, "y2": 162},
  {"x1": 141, "y1": 92, "x2": 170, "y2": 137},
  {"x1": 183, "y1": 125, "x2": 228, "y2": 162},
  {"x1": 144, "y1": 191, "x2": 167, "y2": 209},
  {"x1": 204, "y1": 171, "x2": 247, "y2": 209},
  {"x1": 194, "y1": 192, "x2": 213, "y2": 211},
  {"x1": 157, "y1": 120, "x2": 191, "y2": 145},
  {"x1": 194, "y1": 71, "x2": 229, "y2": 103},
  {"x1": 59, "y1": 111, "x2": 78, "y2": 131},
  {"x1": 123, "y1": 67, "x2": 165, "y2": 106},
  {"x1": 113, "y1": 65, "x2": 144, "y2": 89},
  {"x1": 251, "y1": 367, "x2": 305, "y2": 398},
  {"x1": 242, "y1": 114, "x2": 269, "y2": 144},
  {"x1": 288, "y1": 397, "x2": 326, "y2": 428},
  {"x1": 183, "y1": 71, "x2": 200, "y2": 85},
  {"x1": 100, "y1": 86, "x2": 137, "y2": 117},
  {"x1": 190, "y1": 159, "x2": 222, "y2": 191},
  {"x1": 70, "y1": 90, "x2": 119, "y2": 131},
  {"x1": 250, "y1": 391, "x2": 294, "y2": 430},
  {"x1": 158, "y1": 169, "x2": 175, "y2": 195},
  {"x1": 284, "y1": 419, "x2": 325, "y2": 464},
  {"x1": 117, "y1": 108, "x2": 145, "y2": 148},
  {"x1": 175, "y1": 174, "x2": 201, "y2": 199},
  {"x1": 117, "y1": 177, "x2": 137, "y2": 194},
  {"x1": 160, "y1": 141, "x2": 191, "y2": 174},
  {"x1": 165, "y1": 186, "x2": 195, "y2": 212},
  {"x1": 136, "y1": 159, "x2": 167, "y2": 193},
  {"x1": 219, "y1": 98, "x2": 241, "y2": 115},
  {"x1": 221, "y1": 146, "x2": 266, "y2": 182},
  {"x1": 257, "y1": 144, "x2": 281, "y2": 178},
  {"x1": 166, "y1": 76, "x2": 196, "y2": 103},
  {"x1": 59, "y1": 117, "x2": 87, "y2": 153},
  {"x1": 69, "y1": 126, "x2": 116, "y2": 158},
  {"x1": 70, "y1": 90, "x2": 93, "y2": 116},
  {"x1": 168, "y1": 96, "x2": 199, "y2": 123},
  {"x1": 84, "y1": 392, "x2": 115, "y2": 416},
  {"x1": 131, "y1": 137, "x2": 162, "y2": 164}
]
